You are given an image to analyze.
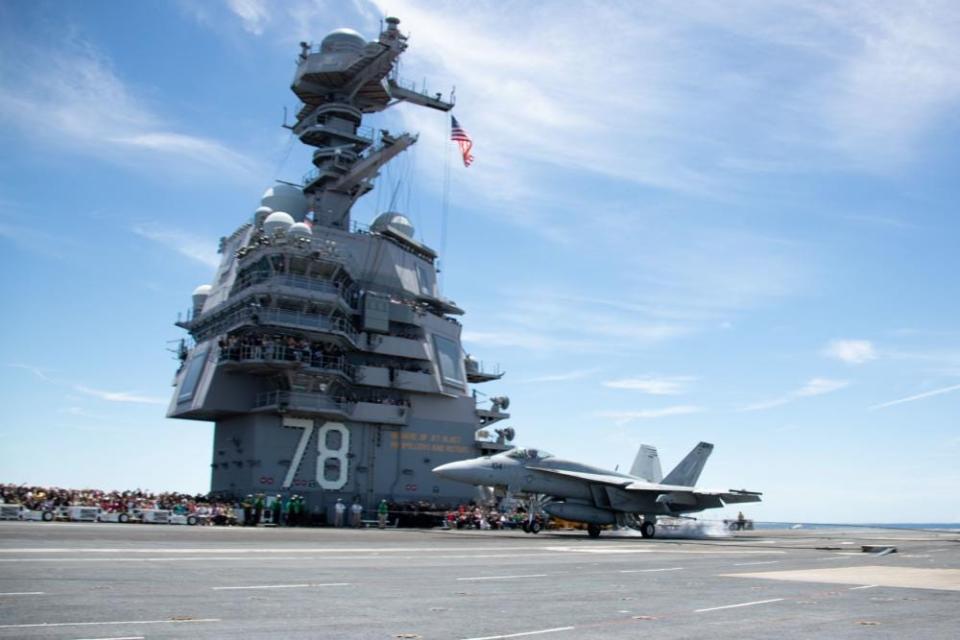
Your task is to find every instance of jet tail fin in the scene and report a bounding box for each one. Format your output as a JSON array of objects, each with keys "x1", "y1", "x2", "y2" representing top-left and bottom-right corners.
[
  {"x1": 630, "y1": 444, "x2": 663, "y2": 482},
  {"x1": 662, "y1": 442, "x2": 714, "y2": 486}
]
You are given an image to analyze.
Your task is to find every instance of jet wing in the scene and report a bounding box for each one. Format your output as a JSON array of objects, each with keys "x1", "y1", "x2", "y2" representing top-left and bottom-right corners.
[
  {"x1": 528, "y1": 467, "x2": 762, "y2": 506},
  {"x1": 710, "y1": 490, "x2": 763, "y2": 504},
  {"x1": 526, "y1": 466, "x2": 633, "y2": 488}
]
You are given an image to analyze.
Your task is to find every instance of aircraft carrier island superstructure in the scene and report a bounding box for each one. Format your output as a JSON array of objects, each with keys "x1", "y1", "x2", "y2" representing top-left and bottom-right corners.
[{"x1": 168, "y1": 18, "x2": 513, "y2": 519}]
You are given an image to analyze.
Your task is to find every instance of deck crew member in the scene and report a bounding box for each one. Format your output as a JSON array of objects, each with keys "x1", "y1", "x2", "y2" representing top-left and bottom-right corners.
[{"x1": 377, "y1": 499, "x2": 389, "y2": 528}]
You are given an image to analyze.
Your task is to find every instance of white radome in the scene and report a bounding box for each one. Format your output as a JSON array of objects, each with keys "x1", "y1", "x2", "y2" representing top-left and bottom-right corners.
[
  {"x1": 192, "y1": 284, "x2": 212, "y2": 297},
  {"x1": 260, "y1": 184, "x2": 308, "y2": 221},
  {"x1": 253, "y1": 206, "x2": 273, "y2": 227},
  {"x1": 371, "y1": 212, "x2": 415, "y2": 238},
  {"x1": 321, "y1": 29, "x2": 366, "y2": 54},
  {"x1": 289, "y1": 222, "x2": 313, "y2": 238},
  {"x1": 263, "y1": 211, "x2": 295, "y2": 235}
]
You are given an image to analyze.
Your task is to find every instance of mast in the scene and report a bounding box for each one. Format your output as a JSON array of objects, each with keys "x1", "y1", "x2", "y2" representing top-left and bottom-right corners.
[{"x1": 291, "y1": 17, "x2": 454, "y2": 230}]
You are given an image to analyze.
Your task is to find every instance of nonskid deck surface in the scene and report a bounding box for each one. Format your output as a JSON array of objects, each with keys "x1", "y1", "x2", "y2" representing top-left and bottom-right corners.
[{"x1": 1, "y1": 522, "x2": 958, "y2": 639}]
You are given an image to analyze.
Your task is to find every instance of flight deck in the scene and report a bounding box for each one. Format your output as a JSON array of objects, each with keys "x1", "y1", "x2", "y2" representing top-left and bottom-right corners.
[{"x1": 1, "y1": 522, "x2": 957, "y2": 639}]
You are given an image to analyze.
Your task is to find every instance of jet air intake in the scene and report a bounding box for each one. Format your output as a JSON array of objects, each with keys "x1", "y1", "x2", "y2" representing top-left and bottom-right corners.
[{"x1": 544, "y1": 502, "x2": 616, "y2": 525}]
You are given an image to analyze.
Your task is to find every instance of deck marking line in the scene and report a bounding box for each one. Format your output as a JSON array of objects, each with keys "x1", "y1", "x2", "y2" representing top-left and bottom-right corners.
[
  {"x1": 619, "y1": 568, "x2": 683, "y2": 573},
  {"x1": 695, "y1": 598, "x2": 784, "y2": 613},
  {"x1": 849, "y1": 584, "x2": 878, "y2": 590},
  {"x1": 212, "y1": 583, "x2": 348, "y2": 590},
  {"x1": 0, "y1": 591, "x2": 45, "y2": 595},
  {"x1": 0, "y1": 618, "x2": 221, "y2": 630},
  {"x1": 733, "y1": 561, "x2": 781, "y2": 566},
  {"x1": 457, "y1": 574, "x2": 548, "y2": 582},
  {"x1": 461, "y1": 626, "x2": 575, "y2": 640},
  {"x1": 72, "y1": 636, "x2": 145, "y2": 640}
]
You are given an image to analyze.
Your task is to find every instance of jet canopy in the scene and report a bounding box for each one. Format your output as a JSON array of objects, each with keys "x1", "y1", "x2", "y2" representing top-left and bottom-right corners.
[{"x1": 505, "y1": 448, "x2": 553, "y2": 460}]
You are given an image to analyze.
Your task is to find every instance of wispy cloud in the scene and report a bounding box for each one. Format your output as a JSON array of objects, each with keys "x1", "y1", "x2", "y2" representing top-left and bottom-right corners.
[
  {"x1": 519, "y1": 368, "x2": 601, "y2": 384},
  {"x1": 822, "y1": 339, "x2": 877, "y2": 365},
  {"x1": 741, "y1": 378, "x2": 850, "y2": 412},
  {"x1": 463, "y1": 289, "x2": 691, "y2": 355},
  {"x1": 226, "y1": 0, "x2": 271, "y2": 35},
  {"x1": 59, "y1": 406, "x2": 108, "y2": 420},
  {"x1": 597, "y1": 405, "x2": 703, "y2": 425},
  {"x1": 132, "y1": 223, "x2": 220, "y2": 269},
  {"x1": 7, "y1": 363, "x2": 57, "y2": 383},
  {"x1": 75, "y1": 385, "x2": 167, "y2": 406},
  {"x1": 0, "y1": 34, "x2": 259, "y2": 179},
  {"x1": 869, "y1": 382, "x2": 960, "y2": 411},
  {"x1": 603, "y1": 375, "x2": 697, "y2": 395}
]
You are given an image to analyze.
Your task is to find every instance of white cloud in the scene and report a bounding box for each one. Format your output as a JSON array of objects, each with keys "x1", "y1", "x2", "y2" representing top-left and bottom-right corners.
[
  {"x1": 75, "y1": 385, "x2": 167, "y2": 406},
  {"x1": 0, "y1": 35, "x2": 258, "y2": 179},
  {"x1": 823, "y1": 339, "x2": 877, "y2": 364},
  {"x1": 870, "y1": 382, "x2": 960, "y2": 411},
  {"x1": 741, "y1": 378, "x2": 850, "y2": 412},
  {"x1": 520, "y1": 368, "x2": 601, "y2": 384},
  {"x1": 597, "y1": 406, "x2": 703, "y2": 425},
  {"x1": 603, "y1": 376, "x2": 697, "y2": 395},
  {"x1": 226, "y1": 0, "x2": 271, "y2": 35},
  {"x1": 59, "y1": 406, "x2": 107, "y2": 420},
  {"x1": 132, "y1": 223, "x2": 221, "y2": 269},
  {"x1": 7, "y1": 363, "x2": 57, "y2": 383}
]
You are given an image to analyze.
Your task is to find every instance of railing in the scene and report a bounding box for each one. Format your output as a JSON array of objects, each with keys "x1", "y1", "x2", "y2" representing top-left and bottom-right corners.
[
  {"x1": 254, "y1": 391, "x2": 351, "y2": 414},
  {"x1": 219, "y1": 345, "x2": 355, "y2": 378},
  {"x1": 233, "y1": 271, "x2": 349, "y2": 300},
  {"x1": 192, "y1": 306, "x2": 360, "y2": 345},
  {"x1": 390, "y1": 76, "x2": 451, "y2": 103}
]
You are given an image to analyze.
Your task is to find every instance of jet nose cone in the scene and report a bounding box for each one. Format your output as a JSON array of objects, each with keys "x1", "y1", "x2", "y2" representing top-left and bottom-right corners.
[{"x1": 432, "y1": 460, "x2": 475, "y2": 484}]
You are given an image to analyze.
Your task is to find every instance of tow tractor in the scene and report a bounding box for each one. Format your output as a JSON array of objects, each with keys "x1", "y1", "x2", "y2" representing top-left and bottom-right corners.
[
  {"x1": 1, "y1": 505, "x2": 55, "y2": 521},
  {"x1": 724, "y1": 516, "x2": 755, "y2": 531}
]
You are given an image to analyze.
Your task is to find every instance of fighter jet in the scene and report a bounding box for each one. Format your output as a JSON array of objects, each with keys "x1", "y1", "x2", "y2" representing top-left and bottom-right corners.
[{"x1": 432, "y1": 442, "x2": 761, "y2": 538}]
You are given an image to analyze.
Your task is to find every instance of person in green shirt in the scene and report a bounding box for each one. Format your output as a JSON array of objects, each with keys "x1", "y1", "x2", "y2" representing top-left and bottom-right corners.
[
  {"x1": 290, "y1": 495, "x2": 303, "y2": 526},
  {"x1": 253, "y1": 493, "x2": 264, "y2": 526},
  {"x1": 377, "y1": 499, "x2": 389, "y2": 529}
]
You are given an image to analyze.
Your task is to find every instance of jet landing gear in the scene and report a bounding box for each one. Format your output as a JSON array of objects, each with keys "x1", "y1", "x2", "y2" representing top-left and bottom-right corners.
[
  {"x1": 640, "y1": 521, "x2": 656, "y2": 539},
  {"x1": 587, "y1": 524, "x2": 602, "y2": 538}
]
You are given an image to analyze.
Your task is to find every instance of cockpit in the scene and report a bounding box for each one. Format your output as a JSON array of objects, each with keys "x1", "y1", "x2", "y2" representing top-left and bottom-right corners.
[{"x1": 505, "y1": 448, "x2": 553, "y2": 460}]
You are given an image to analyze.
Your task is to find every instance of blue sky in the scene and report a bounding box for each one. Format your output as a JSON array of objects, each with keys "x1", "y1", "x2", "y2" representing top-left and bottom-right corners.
[{"x1": 1, "y1": 0, "x2": 958, "y2": 522}]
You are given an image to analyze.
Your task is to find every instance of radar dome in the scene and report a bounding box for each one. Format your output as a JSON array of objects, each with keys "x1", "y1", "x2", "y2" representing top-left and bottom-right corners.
[
  {"x1": 263, "y1": 211, "x2": 295, "y2": 235},
  {"x1": 321, "y1": 28, "x2": 366, "y2": 54},
  {"x1": 192, "y1": 284, "x2": 212, "y2": 316},
  {"x1": 289, "y1": 222, "x2": 313, "y2": 238},
  {"x1": 260, "y1": 184, "x2": 308, "y2": 221},
  {"x1": 371, "y1": 212, "x2": 415, "y2": 238},
  {"x1": 253, "y1": 206, "x2": 273, "y2": 227}
]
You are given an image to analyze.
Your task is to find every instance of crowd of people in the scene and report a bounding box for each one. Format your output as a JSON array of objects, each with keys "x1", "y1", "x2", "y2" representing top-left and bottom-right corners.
[
  {"x1": 442, "y1": 504, "x2": 536, "y2": 530},
  {"x1": 218, "y1": 332, "x2": 346, "y2": 369},
  {"x1": 1, "y1": 484, "x2": 544, "y2": 531},
  {"x1": 0, "y1": 484, "x2": 233, "y2": 518}
]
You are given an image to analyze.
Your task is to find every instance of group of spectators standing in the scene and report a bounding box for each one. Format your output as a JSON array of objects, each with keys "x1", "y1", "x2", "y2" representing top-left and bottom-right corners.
[
  {"x1": 2, "y1": 484, "x2": 537, "y2": 531},
  {"x1": 443, "y1": 504, "x2": 534, "y2": 530},
  {"x1": 218, "y1": 332, "x2": 345, "y2": 369},
  {"x1": 0, "y1": 484, "x2": 234, "y2": 519}
]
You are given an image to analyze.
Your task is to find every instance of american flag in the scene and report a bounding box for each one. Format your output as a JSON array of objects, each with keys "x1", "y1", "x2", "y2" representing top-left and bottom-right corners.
[{"x1": 450, "y1": 115, "x2": 474, "y2": 167}]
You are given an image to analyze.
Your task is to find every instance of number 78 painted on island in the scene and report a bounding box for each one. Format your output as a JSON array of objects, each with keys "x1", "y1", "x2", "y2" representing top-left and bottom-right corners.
[{"x1": 282, "y1": 418, "x2": 350, "y2": 490}]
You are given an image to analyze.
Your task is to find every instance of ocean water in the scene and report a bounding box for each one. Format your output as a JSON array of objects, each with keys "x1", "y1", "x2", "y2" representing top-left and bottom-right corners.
[{"x1": 754, "y1": 522, "x2": 960, "y2": 532}]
